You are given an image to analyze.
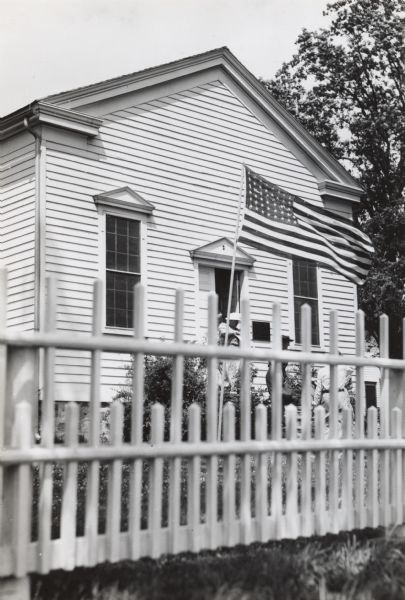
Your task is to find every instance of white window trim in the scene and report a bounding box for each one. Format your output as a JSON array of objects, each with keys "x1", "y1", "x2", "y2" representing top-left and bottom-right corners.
[
  {"x1": 97, "y1": 205, "x2": 148, "y2": 335},
  {"x1": 287, "y1": 258, "x2": 324, "y2": 351}
]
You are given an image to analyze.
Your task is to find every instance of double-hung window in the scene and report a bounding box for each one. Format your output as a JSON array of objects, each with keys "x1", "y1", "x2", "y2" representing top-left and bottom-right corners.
[
  {"x1": 293, "y1": 258, "x2": 319, "y2": 346},
  {"x1": 106, "y1": 215, "x2": 141, "y2": 329}
]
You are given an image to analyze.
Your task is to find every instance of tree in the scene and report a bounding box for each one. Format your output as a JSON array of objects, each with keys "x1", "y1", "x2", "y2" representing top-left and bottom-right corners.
[{"x1": 266, "y1": 0, "x2": 405, "y2": 357}]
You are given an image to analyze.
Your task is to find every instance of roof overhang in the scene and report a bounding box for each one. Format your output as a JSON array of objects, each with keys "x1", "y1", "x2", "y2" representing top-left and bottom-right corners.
[{"x1": 0, "y1": 101, "x2": 103, "y2": 141}]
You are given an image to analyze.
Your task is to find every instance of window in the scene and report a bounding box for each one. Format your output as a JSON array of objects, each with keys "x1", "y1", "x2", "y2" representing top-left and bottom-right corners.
[
  {"x1": 252, "y1": 321, "x2": 271, "y2": 342},
  {"x1": 365, "y1": 382, "x2": 377, "y2": 409},
  {"x1": 293, "y1": 259, "x2": 319, "y2": 345},
  {"x1": 215, "y1": 268, "x2": 241, "y2": 320},
  {"x1": 106, "y1": 215, "x2": 140, "y2": 328}
]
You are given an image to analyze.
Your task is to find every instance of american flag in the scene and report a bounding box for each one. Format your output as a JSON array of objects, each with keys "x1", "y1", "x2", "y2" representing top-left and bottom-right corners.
[{"x1": 239, "y1": 167, "x2": 373, "y2": 285}]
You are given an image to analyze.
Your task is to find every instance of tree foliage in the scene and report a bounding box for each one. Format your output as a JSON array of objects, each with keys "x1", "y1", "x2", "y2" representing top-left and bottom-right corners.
[{"x1": 266, "y1": 0, "x2": 405, "y2": 356}]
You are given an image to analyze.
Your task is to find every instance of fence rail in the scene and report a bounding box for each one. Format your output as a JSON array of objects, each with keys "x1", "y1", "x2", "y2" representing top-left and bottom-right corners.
[{"x1": 0, "y1": 274, "x2": 405, "y2": 586}]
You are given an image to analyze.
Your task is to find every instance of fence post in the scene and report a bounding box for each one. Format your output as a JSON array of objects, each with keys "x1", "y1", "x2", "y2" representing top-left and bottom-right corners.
[{"x1": 0, "y1": 346, "x2": 36, "y2": 599}]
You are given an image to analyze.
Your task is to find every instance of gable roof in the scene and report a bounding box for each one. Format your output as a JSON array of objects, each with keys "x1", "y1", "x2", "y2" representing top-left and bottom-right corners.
[{"x1": 0, "y1": 47, "x2": 362, "y2": 201}]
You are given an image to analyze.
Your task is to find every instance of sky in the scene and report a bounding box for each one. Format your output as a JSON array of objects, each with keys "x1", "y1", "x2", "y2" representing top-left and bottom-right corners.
[{"x1": 1, "y1": 0, "x2": 332, "y2": 116}]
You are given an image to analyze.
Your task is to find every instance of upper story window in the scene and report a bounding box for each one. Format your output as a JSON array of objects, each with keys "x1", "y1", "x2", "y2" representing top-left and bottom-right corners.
[
  {"x1": 106, "y1": 215, "x2": 141, "y2": 329},
  {"x1": 293, "y1": 258, "x2": 319, "y2": 346}
]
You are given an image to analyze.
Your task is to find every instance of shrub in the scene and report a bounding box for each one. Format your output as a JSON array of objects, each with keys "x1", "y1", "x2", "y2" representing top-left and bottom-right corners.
[{"x1": 115, "y1": 354, "x2": 266, "y2": 441}]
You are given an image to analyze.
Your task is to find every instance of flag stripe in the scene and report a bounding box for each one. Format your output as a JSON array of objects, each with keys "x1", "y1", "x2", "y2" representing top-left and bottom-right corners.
[
  {"x1": 244, "y1": 212, "x2": 370, "y2": 272},
  {"x1": 241, "y1": 219, "x2": 368, "y2": 283}
]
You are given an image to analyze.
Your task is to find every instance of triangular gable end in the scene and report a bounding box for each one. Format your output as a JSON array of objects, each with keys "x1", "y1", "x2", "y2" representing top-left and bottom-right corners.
[
  {"x1": 39, "y1": 48, "x2": 363, "y2": 201},
  {"x1": 190, "y1": 238, "x2": 255, "y2": 268},
  {"x1": 93, "y1": 186, "x2": 155, "y2": 214}
]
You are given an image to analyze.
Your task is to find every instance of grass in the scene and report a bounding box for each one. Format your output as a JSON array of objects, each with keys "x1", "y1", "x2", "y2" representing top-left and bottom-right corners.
[{"x1": 31, "y1": 527, "x2": 405, "y2": 600}]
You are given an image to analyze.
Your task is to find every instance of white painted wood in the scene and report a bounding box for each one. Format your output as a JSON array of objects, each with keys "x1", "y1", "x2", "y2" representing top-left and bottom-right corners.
[
  {"x1": 379, "y1": 314, "x2": 390, "y2": 527},
  {"x1": 11, "y1": 402, "x2": 32, "y2": 577},
  {"x1": 314, "y1": 406, "x2": 326, "y2": 535},
  {"x1": 149, "y1": 403, "x2": 164, "y2": 558},
  {"x1": 285, "y1": 405, "x2": 298, "y2": 538},
  {"x1": 0, "y1": 137, "x2": 36, "y2": 332},
  {"x1": 187, "y1": 403, "x2": 201, "y2": 552},
  {"x1": 366, "y1": 407, "x2": 379, "y2": 528},
  {"x1": 206, "y1": 292, "x2": 218, "y2": 549},
  {"x1": 300, "y1": 303, "x2": 313, "y2": 537},
  {"x1": 328, "y1": 310, "x2": 340, "y2": 534},
  {"x1": 254, "y1": 403, "x2": 268, "y2": 542},
  {"x1": 240, "y1": 296, "x2": 252, "y2": 545},
  {"x1": 270, "y1": 302, "x2": 283, "y2": 539},
  {"x1": 169, "y1": 289, "x2": 184, "y2": 554},
  {"x1": 223, "y1": 402, "x2": 236, "y2": 546},
  {"x1": 354, "y1": 310, "x2": 366, "y2": 530},
  {"x1": 60, "y1": 403, "x2": 79, "y2": 570},
  {"x1": 129, "y1": 283, "x2": 145, "y2": 560},
  {"x1": 106, "y1": 401, "x2": 123, "y2": 562},
  {"x1": 391, "y1": 408, "x2": 403, "y2": 526},
  {"x1": 342, "y1": 408, "x2": 354, "y2": 531}
]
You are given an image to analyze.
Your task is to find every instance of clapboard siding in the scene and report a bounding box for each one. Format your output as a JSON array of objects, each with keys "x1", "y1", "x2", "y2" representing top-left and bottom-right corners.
[
  {"x1": 320, "y1": 268, "x2": 356, "y2": 353},
  {"x1": 43, "y1": 79, "x2": 357, "y2": 401},
  {"x1": 0, "y1": 134, "x2": 36, "y2": 330}
]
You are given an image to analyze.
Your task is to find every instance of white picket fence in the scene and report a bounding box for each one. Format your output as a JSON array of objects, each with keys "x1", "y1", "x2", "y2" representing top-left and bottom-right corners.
[{"x1": 0, "y1": 274, "x2": 405, "y2": 586}]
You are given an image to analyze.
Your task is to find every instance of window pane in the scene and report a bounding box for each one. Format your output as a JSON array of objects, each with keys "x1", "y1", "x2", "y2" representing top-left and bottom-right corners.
[
  {"x1": 106, "y1": 215, "x2": 116, "y2": 234},
  {"x1": 116, "y1": 252, "x2": 128, "y2": 272},
  {"x1": 116, "y1": 234, "x2": 128, "y2": 254},
  {"x1": 106, "y1": 271, "x2": 140, "y2": 328},
  {"x1": 116, "y1": 217, "x2": 128, "y2": 236},
  {"x1": 128, "y1": 254, "x2": 140, "y2": 272},
  {"x1": 252, "y1": 321, "x2": 270, "y2": 342},
  {"x1": 293, "y1": 260, "x2": 317, "y2": 298}
]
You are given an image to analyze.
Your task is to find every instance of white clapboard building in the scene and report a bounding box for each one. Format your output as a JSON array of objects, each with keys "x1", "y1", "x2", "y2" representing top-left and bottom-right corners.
[{"x1": 0, "y1": 48, "x2": 378, "y2": 406}]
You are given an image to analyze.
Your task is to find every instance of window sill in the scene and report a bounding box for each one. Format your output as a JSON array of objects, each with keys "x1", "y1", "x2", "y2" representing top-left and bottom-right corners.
[
  {"x1": 103, "y1": 327, "x2": 134, "y2": 337},
  {"x1": 290, "y1": 344, "x2": 325, "y2": 353}
]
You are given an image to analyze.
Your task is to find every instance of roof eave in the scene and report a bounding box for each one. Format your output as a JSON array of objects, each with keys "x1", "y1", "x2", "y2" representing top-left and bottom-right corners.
[{"x1": 0, "y1": 101, "x2": 103, "y2": 141}]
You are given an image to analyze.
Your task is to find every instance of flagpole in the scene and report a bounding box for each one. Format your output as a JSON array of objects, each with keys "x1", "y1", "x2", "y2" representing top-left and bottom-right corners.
[{"x1": 217, "y1": 164, "x2": 246, "y2": 441}]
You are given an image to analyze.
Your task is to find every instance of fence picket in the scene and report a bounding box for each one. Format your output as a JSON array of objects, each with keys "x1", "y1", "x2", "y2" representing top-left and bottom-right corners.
[
  {"x1": 11, "y1": 401, "x2": 32, "y2": 577},
  {"x1": 240, "y1": 297, "x2": 252, "y2": 545},
  {"x1": 391, "y1": 408, "x2": 403, "y2": 526},
  {"x1": 300, "y1": 303, "x2": 313, "y2": 537},
  {"x1": 354, "y1": 311, "x2": 366, "y2": 530},
  {"x1": 85, "y1": 280, "x2": 103, "y2": 565},
  {"x1": 223, "y1": 402, "x2": 236, "y2": 546},
  {"x1": 255, "y1": 404, "x2": 268, "y2": 542},
  {"x1": 342, "y1": 408, "x2": 354, "y2": 531},
  {"x1": 314, "y1": 406, "x2": 326, "y2": 535},
  {"x1": 106, "y1": 401, "x2": 124, "y2": 562},
  {"x1": 285, "y1": 405, "x2": 299, "y2": 538},
  {"x1": 206, "y1": 293, "x2": 218, "y2": 549},
  {"x1": 187, "y1": 404, "x2": 201, "y2": 552},
  {"x1": 38, "y1": 277, "x2": 57, "y2": 574},
  {"x1": 149, "y1": 403, "x2": 164, "y2": 558},
  {"x1": 328, "y1": 310, "x2": 340, "y2": 533},
  {"x1": 379, "y1": 314, "x2": 391, "y2": 527},
  {"x1": 129, "y1": 283, "x2": 146, "y2": 560},
  {"x1": 270, "y1": 302, "x2": 283, "y2": 539},
  {"x1": 169, "y1": 289, "x2": 184, "y2": 554},
  {"x1": 60, "y1": 403, "x2": 79, "y2": 570},
  {"x1": 366, "y1": 407, "x2": 379, "y2": 528}
]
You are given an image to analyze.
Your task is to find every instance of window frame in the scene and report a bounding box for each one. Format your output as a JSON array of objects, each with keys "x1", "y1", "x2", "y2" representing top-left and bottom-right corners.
[{"x1": 98, "y1": 206, "x2": 148, "y2": 335}]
